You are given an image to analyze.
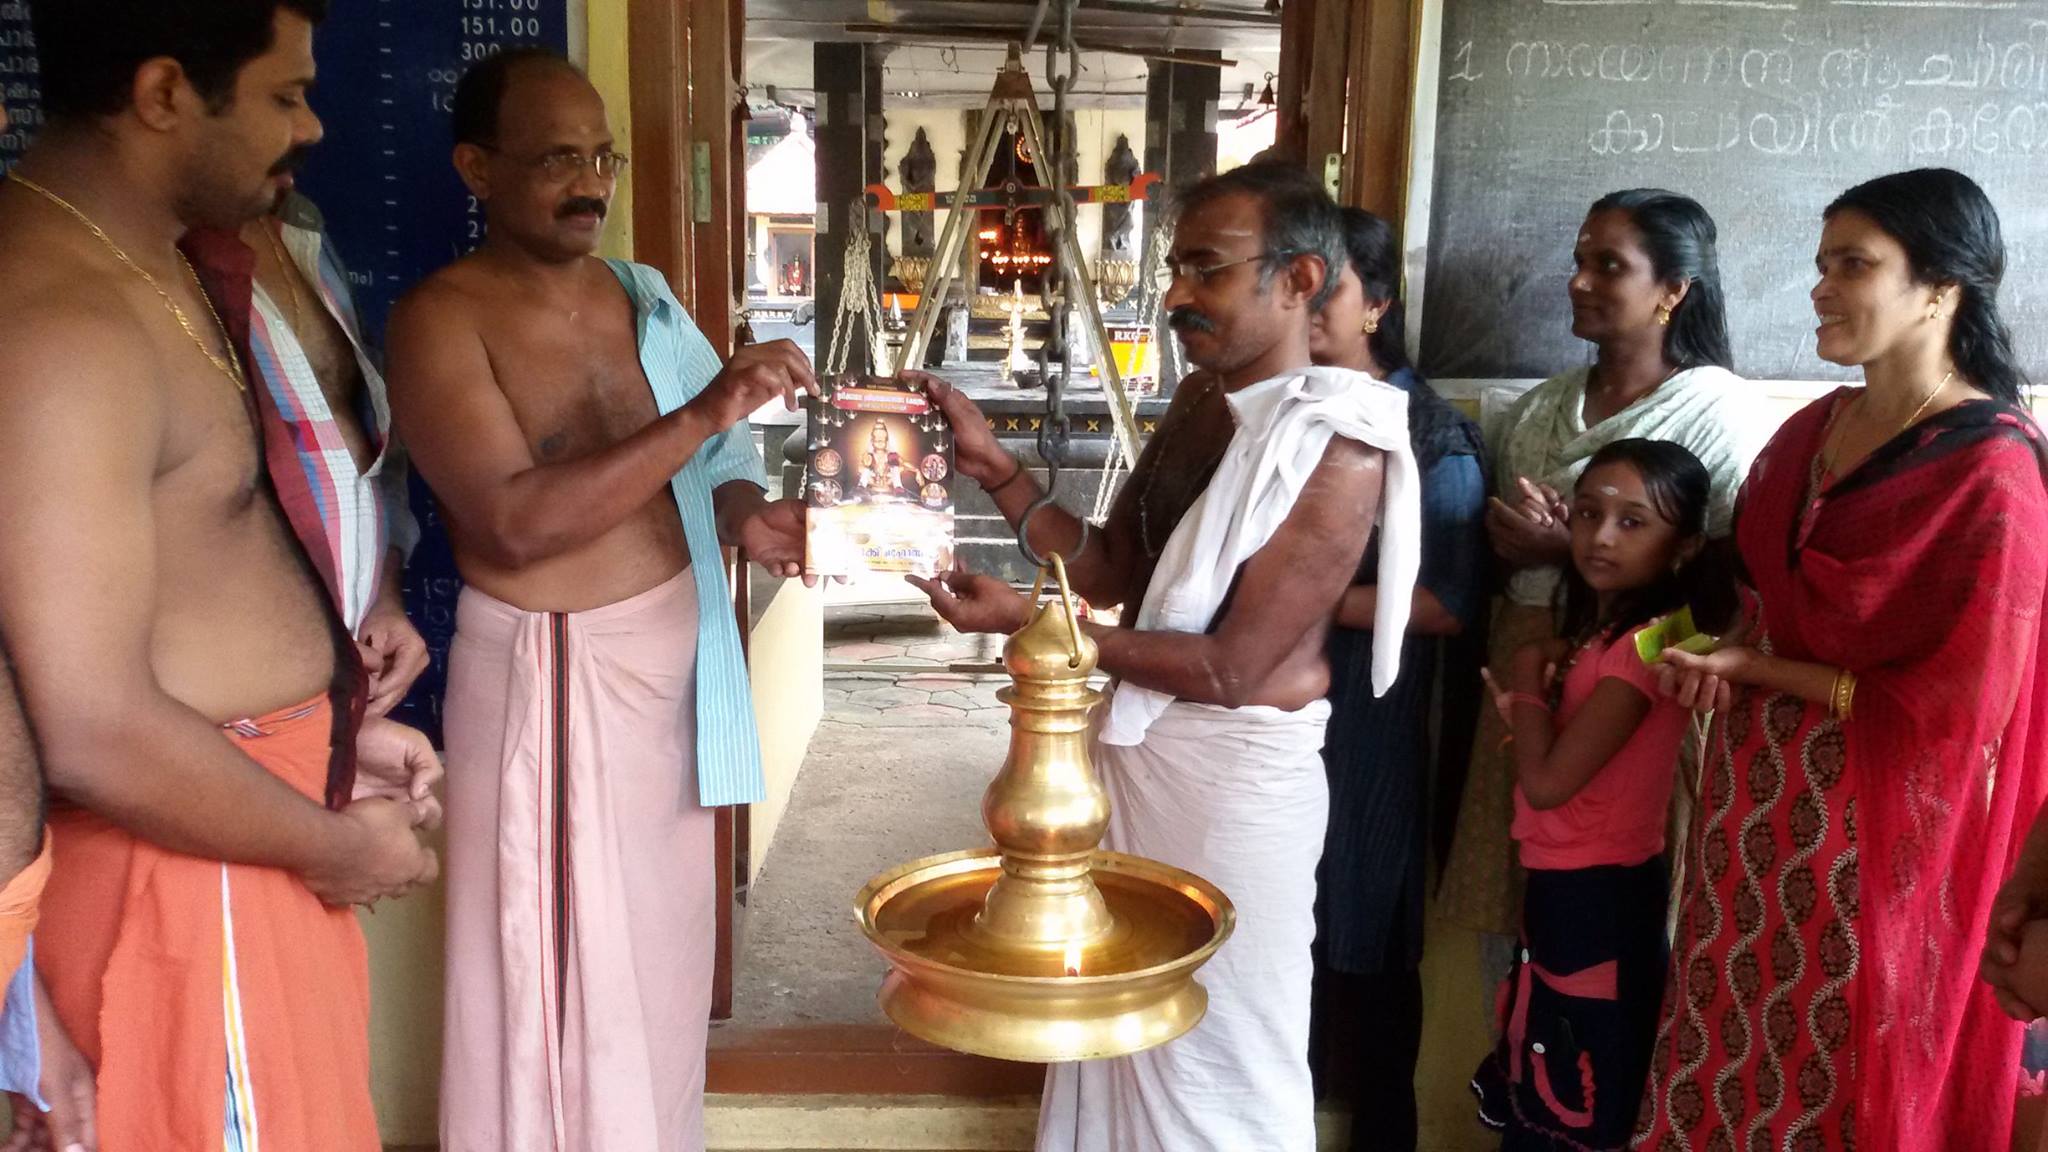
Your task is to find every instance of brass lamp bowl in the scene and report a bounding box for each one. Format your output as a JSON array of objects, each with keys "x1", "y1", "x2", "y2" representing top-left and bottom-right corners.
[
  {"x1": 856, "y1": 559, "x2": 1234, "y2": 1063},
  {"x1": 858, "y1": 849, "x2": 1230, "y2": 1063}
]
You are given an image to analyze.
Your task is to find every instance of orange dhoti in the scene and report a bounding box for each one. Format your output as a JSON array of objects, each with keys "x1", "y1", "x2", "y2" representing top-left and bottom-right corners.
[
  {"x1": 35, "y1": 696, "x2": 378, "y2": 1151},
  {"x1": 0, "y1": 833, "x2": 51, "y2": 985}
]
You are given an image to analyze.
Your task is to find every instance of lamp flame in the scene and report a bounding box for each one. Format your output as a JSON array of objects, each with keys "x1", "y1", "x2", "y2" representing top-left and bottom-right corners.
[{"x1": 1063, "y1": 941, "x2": 1084, "y2": 978}]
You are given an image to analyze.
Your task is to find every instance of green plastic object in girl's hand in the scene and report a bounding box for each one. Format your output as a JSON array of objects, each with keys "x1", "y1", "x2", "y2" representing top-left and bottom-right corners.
[{"x1": 1635, "y1": 605, "x2": 1719, "y2": 666}]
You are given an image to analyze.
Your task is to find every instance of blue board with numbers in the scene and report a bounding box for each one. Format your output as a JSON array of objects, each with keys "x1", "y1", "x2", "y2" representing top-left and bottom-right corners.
[
  {"x1": 0, "y1": 3, "x2": 41, "y2": 171},
  {"x1": 294, "y1": 1, "x2": 570, "y2": 743},
  {"x1": 0, "y1": 1, "x2": 570, "y2": 744},
  {"x1": 296, "y1": 0, "x2": 569, "y2": 348}
]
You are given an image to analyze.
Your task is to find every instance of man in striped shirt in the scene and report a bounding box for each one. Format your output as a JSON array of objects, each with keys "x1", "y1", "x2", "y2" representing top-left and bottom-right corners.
[
  {"x1": 176, "y1": 192, "x2": 447, "y2": 830},
  {"x1": 182, "y1": 190, "x2": 449, "y2": 827},
  {"x1": 239, "y1": 189, "x2": 430, "y2": 716},
  {"x1": 386, "y1": 50, "x2": 812, "y2": 1152}
]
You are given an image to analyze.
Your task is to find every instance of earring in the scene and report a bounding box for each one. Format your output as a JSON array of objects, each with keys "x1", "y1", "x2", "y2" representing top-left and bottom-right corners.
[
  {"x1": 1656, "y1": 305, "x2": 1673, "y2": 326},
  {"x1": 1362, "y1": 315, "x2": 1380, "y2": 335},
  {"x1": 1929, "y1": 302, "x2": 1943, "y2": 321}
]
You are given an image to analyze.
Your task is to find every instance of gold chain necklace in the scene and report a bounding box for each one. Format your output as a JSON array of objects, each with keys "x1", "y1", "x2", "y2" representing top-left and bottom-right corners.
[
  {"x1": 9, "y1": 174, "x2": 247, "y2": 394},
  {"x1": 261, "y1": 220, "x2": 310, "y2": 336},
  {"x1": 1822, "y1": 368, "x2": 1954, "y2": 477}
]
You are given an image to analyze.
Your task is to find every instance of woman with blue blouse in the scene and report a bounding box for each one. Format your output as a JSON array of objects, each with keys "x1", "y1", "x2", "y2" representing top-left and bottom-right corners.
[{"x1": 1307, "y1": 207, "x2": 1490, "y2": 1152}]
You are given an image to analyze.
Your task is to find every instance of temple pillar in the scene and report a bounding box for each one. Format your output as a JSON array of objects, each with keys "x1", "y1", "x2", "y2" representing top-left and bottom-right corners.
[
  {"x1": 814, "y1": 42, "x2": 887, "y2": 376},
  {"x1": 1142, "y1": 55, "x2": 1220, "y2": 394}
]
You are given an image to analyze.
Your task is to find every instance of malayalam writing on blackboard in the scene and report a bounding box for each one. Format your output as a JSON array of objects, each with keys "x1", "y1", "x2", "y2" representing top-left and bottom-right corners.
[
  {"x1": 1422, "y1": 0, "x2": 2048, "y2": 380},
  {"x1": 1446, "y1": 18, "x2": 2048, "y2": 162}
]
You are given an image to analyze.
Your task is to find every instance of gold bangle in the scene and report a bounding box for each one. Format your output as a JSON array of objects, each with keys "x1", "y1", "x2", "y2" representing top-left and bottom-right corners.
[{"x1": 1831, "y1": 668, "x2": 1857, "y2": 722}]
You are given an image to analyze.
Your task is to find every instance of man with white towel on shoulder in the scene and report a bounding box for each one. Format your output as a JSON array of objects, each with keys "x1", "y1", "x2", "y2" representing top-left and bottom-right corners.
[{"x1": 912, "y1": 162, "x2": 1422, "y2": 1152}]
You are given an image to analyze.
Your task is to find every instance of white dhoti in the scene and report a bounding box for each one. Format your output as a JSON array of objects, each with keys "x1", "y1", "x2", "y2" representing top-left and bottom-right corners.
[
  {"x1": 1037, "y1": 695, "x2": 1333, "y2": 1152},
  {"x1": 1039, "y1": 365, "x2": 1420, "y2": 1151}
]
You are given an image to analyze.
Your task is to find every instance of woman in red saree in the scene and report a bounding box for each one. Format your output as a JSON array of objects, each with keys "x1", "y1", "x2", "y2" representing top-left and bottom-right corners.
[{"x1": 1636, "y1": 167, "x2": 2048, "y2": 1151}]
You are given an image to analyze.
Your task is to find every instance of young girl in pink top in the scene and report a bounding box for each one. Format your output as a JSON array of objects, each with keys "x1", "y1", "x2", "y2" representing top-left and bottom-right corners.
[{"x1": 1471, "y1": 438, "x2": 1714, "y2": 1150}]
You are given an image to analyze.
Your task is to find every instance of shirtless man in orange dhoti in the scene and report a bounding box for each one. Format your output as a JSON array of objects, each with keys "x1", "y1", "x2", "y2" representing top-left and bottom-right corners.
[
  {"x1": 0, "y1": 98, "x2": 51, "y2": 995},
  {"x1": 0, "y1": 4, "x2": 438, "y2": 1148},
  {"x1": 0, "y1": 651, "x2": 46, "y2": 989}
]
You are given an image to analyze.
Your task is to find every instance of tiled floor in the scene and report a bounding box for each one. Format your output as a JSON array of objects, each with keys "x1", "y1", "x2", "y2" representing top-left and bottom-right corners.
[
  {"x1": 819, "y1": 602, "x2": 1010, "y2": 725},
  {"x1": 733, "y1": 600, "x2": 1015, "y2": 1027}
]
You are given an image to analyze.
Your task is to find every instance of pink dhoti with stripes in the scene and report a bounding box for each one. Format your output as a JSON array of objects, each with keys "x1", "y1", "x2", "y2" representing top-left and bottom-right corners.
[{"x1": 439, "y1": 571, "x2": 716, "y2": 1152}]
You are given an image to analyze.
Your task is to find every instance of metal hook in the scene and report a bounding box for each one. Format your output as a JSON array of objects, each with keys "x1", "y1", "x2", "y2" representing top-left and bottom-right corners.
[
  {"x1": 1013, "y1": 0, "x2": 1088, "y2": 579},
  {"x1": 1046, "y1": 553, "x2": 1084, "y2": 667},
  {"x1": 1017, "y1": 490, "x2": 1088, "y2": 572},
  {"x1": 1021, "y1": 533, "x2": 1084, "y2": 669}
]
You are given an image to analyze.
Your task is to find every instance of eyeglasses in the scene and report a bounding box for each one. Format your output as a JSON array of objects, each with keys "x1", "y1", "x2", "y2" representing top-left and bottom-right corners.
[
  {"x1": 1163, "y1": 251, "x2": 1279, "y2": 284},
  {"x1": 489, "y1": 148, "x2": 632, "y2": 182}
]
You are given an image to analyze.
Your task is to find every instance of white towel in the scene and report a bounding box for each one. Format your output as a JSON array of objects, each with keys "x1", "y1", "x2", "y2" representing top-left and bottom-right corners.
[{"x1": 1098, "y1": 365, "x2": 1422, "y2": 748}]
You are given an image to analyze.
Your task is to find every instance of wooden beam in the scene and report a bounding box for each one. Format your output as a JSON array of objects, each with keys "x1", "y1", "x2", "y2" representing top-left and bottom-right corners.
[
  {"x1": 708, "y1": 1024, "x2": 1044, "y2": 1096},
  {"x1": 1273, "y1": 0, "x2": 1354, "y2": 183},
  {"x1": 1343, "y1": 0, "x2": 1416, "y2": 225},
  {"x1": 686, "y1": 0, "x2": 741, "y2": 354},
  {"x1": 1303, "y1": 0, "x2": 1352, "y2": 190},
  {"x1": 633, "y1": 0, "x2": 752, "y2": 1023},
  {"x1": 1272, "y1": 0, "x2": 1313, "y2": 162},
  {"x1": 1275, "y1": 0, "x2": 1420, "y2": 225},
  {"x1": 947, "y1": 0, "x2": 1282, "y2": 25},
  {"x1": 840, "y1": 24, "x2": 1237, "y2": 65},
  {"x1": 628, "y1": 0, "x2": 691, "y2": 304},
  {"x1": 729, "y1": 0, "x2": 749, "y2": 342}
]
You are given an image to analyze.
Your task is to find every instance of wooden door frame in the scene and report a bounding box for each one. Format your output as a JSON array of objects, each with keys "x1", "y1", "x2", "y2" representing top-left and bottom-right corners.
[
  {"x1": 623, "y1": 0, "x2": 1037, "y2": 1092},
  {"x1": 631, "y1": 0, "x2": 740, "y2": 349},
  {"x1": 623, "y1": 0, "x2": 1408, "y2": 1098},
  {"x1": 1274, "y1": 0, "x2": 1420, "y2": 227},
  {"x1": 627, "y1": 0, "x2": 691, "y2": 308},
  {"x1": 627, "y1": 0, "x2": 745, "y2": 1021}
]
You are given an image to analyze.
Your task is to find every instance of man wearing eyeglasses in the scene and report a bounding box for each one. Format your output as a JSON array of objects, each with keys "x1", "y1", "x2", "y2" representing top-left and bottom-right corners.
[
  {"x1": 912, "y1": 163, "x2": 1423, "y2": 1152},
  {"x1": 383, "y1": 48, "x2": 814, "y2": 1152}
]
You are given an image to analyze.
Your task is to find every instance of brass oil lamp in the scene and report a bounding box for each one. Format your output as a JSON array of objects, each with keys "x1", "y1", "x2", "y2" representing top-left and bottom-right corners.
[{"x1": 856, "y1": 561, "x2": 1234, "y2": 1062}]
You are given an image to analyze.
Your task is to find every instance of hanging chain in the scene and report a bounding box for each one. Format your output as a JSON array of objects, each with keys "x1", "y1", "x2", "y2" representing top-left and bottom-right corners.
[
  {"x1": 824, "y1": 196, "x2": 889, "y2": 379},
  {"x1": 1142, "y1": 202, "x2": 1187, "y2": 383},
  {"x1": 1131, "y1": 212, "x2": 1176, "y2": 345},
  {"x1": 1017, "y1": 0, "x2": 1085, "y2": 570},
  {"x1": 1090, "y1": 209, "x2": 1179, "y2": 520}
]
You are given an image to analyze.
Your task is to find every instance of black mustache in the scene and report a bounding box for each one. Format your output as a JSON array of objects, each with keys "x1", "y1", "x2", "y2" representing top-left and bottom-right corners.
[
  {"x1": 269, "y1": 143, "x2": 314, "y2": 177},
  {"x1": 558, "y1": 197, "x2": 608, "y2": 220},
  {"x1": 1167, "y1": 306, "x2": 1216, "y2": 334}
]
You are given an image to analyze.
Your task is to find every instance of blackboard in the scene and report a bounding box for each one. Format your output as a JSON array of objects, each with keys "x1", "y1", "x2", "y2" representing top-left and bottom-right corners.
[
  {"x1": 1419, "y1": 0, "x2": 2048, "y2": 382},
  {"x1": 0, "y1": 2, "x2": 571, "y2": 742}
]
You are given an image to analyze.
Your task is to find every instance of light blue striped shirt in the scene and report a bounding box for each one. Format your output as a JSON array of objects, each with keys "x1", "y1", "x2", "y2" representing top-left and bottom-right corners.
[{"x1": 607, "y1": 260, "x2": 769, "y2": 807}]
